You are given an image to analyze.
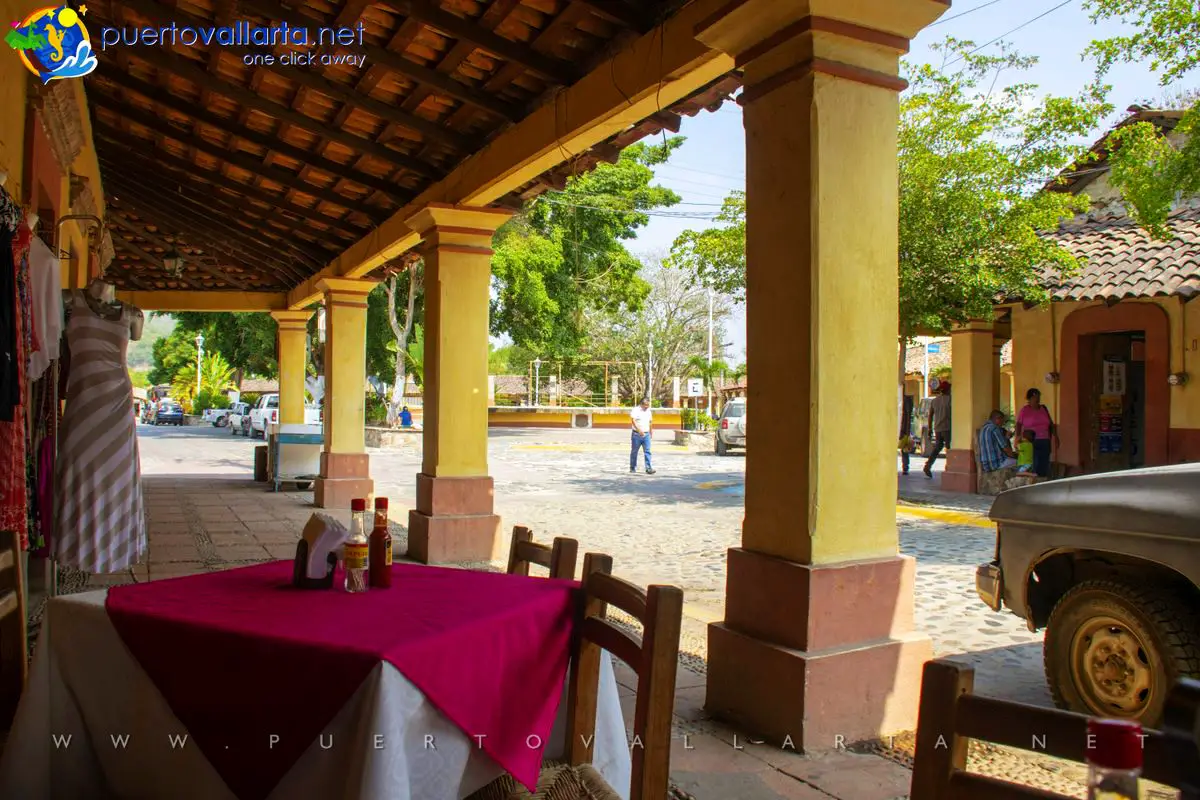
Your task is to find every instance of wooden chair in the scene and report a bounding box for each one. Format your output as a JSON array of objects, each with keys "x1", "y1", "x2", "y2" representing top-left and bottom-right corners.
[
  {"x1": 507, "y1": 525, "x2": 579, "y2": 581},
  {"x1": 910, "y1": 658, "x2": 1200, "y2": 799},
  {"x1": 472, "y1": 552, "x2": 684, "y2": 800},
  {"x1": 0, "y1": 530, "x2": 28, "y2": 730}
]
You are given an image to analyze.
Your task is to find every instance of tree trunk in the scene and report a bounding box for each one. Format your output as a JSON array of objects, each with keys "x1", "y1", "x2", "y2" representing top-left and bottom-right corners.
[{"x1": 385, "y1": 267, "x2": 421, "y2": 426}]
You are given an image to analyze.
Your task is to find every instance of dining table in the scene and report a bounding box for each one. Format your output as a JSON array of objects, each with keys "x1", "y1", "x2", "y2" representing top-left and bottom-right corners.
[{"x1": 0, "y1": 561, "x2": 631, "y2": 800}]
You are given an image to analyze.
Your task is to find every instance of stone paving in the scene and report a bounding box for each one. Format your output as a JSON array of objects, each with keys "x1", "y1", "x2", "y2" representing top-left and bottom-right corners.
[{"x1": 17, "y1": 424, "x2": 1086, "y2": 799}]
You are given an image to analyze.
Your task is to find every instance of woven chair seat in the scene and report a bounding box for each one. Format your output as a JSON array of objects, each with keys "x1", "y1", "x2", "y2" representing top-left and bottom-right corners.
[{"x1": 468, "y1": 762, "x2": 622, "y2": 800}]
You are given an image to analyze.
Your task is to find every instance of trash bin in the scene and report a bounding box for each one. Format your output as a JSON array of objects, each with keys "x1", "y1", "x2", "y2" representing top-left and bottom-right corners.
[{"x1": 254, "y1": 445, "x2": 268, "y2": 483}]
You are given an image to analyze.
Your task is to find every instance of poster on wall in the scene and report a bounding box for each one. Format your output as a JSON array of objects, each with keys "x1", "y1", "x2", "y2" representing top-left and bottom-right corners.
[
  {"x1": 1099, "y1": 433, "x2": 1123, "y2": 454},
  {"x1": 1103, "y1": 357, "x2": 1126, "y2": 395},
  {"x1": 1099, "y1": 395, "x2": 1123, "y2": 414}
]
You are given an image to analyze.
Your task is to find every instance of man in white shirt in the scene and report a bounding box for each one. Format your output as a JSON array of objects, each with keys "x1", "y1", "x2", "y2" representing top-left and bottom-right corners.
[{"x1": 629, "y1": 398, "x2": 656, "y2": 474}]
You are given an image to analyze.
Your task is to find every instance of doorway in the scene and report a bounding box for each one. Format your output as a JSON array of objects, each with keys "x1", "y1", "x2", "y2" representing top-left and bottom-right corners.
[{"x1": 1080, "y1": 331, "x2": 1146, "y2": 473}]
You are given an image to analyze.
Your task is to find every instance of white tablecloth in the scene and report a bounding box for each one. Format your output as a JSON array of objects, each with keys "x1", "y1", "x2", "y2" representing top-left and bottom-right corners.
[{"x1": 0, "y1": 588, "x2": 631, "y2": 799}]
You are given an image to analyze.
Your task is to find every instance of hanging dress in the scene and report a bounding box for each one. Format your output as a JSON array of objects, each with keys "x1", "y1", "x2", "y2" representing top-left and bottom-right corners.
[
  {"x1": 54, "y1": 291, "x2": 146, "y2": 572},
  {"x1": 0, "y1": 188, "x2": 29, "y2": 547}
]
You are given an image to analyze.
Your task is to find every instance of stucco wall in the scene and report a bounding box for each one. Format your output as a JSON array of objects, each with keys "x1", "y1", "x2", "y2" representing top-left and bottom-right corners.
[
  {"x1": 0, "y1": 0, "x2": 29, "y2": 208},
  {"x1": 1009, "y1": 296, "x2": 1199, "y2": 464}
]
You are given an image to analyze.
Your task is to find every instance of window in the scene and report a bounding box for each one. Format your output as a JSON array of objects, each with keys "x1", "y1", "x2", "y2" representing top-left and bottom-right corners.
[
  {"x1": 266, "y1": 396, "x2": 279, "y2": 408},
  {"x1": 724, "y1": 404, "x2": 745, "y2": 418}
]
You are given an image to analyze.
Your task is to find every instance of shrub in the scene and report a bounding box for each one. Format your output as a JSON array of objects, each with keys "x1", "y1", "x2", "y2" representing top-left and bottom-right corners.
[{"x1": 365, "y1": 395, "x2": 388, "y2": 425}]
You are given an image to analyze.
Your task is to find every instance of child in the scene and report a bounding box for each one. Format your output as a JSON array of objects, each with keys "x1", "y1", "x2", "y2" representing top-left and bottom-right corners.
[
  {"x1": 1016, "y1": 429, "x2": 1035, "y2": 473},
  {"x1": 899, "y1": 434, "x2": 915, "y2": 475}
]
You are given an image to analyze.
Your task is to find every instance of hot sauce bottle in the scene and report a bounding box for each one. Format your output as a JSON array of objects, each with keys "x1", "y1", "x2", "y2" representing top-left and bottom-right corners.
[{"x1": 369, "y1": 497, "x2": 392, "y2": 588}]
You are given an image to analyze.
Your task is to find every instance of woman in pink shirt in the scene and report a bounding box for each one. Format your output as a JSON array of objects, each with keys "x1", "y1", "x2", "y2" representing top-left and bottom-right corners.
[{"x1": 1014, "y1": 388, "x2": 1059, "y2": 478}]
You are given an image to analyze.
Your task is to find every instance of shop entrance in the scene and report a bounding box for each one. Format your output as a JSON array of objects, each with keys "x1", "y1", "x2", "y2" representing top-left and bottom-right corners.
[{"x1": 1079, "y1": 331, "x2": 1146, "y2": 472}]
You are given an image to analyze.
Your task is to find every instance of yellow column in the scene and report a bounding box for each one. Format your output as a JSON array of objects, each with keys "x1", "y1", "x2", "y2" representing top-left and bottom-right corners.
[
  {"x1": 270, "y1": 311, "x2": 312, "y2": 425},
  {"x1": 405, "y1": 203, "x2": 512, "y2": 563},
  {"x1": 313, "y1": 277, "x2": 377, "y2": 508},
  {"x1": 697, "y1": 0, "x2": 943, "y2": 750},
  {"x1": 942, "y1": 320, "x2": 996, "y2": 492}
]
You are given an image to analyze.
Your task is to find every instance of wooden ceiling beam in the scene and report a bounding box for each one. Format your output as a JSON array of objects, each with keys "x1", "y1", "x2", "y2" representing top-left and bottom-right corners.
[
  {"x1": 570, "y1": 0, "x2": 653, "y2": 32},
  {"x1": 94, "y1": 125, "x2": 369, "y2": 239},
  {"x1": 239, "y1": 0, "x2": 520, "y2": 122},
  {"x1": 107, "y1": 213, "x2": 251, "y2": 290},
  {"x1": 104, "y1": 34, "x2": 440, "y2": 179},
  {"x1": 108, "y1": 234, "x2": 208, "y2": 291},
  {"x1": 393, "y1": 0, "x2": 578, "y2": 83},
  {"x1": 92, "y1": 68, "x2": 404, "y2": 201},
  {"x1": 92, "y1": 98, "x2": 380, "y2": 220},
  {"x1": 110, "y1": 0, "x2": 471, "y2": 154},
  {"x1": 101, "y1": 177, "x2": 319, "y2": 287}
]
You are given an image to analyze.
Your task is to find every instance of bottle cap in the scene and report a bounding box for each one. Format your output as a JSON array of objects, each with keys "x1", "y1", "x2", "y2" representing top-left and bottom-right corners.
[
  {"x1": 351, "y1": 498, "x2": 366, "y2": 512},
  {"x1": 1087, "y1": 718, "x2": 1143, "y2": 770},
  {"x1": 375, "y1": 497, "x2": 388, "y2": 509}
]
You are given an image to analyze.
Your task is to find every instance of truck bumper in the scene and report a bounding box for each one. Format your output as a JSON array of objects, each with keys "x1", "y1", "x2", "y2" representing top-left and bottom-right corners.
[{"x1": 975, "y1": 562, "x2": 1003, "y2": 612}]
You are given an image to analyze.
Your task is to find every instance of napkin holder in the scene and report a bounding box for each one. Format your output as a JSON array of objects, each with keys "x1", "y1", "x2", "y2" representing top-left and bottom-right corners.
[{"x1": 293, "y1": 513, "x2": 348, "y2": 589}]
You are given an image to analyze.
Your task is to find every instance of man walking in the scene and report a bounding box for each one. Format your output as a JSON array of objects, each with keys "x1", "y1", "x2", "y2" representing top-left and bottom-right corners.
[
  {"x1": 923, "y1": 383, "x2": 951, "y2": 478},
  {"x1": 630, "y1": 397, "x2": 656, "y2": 474}
]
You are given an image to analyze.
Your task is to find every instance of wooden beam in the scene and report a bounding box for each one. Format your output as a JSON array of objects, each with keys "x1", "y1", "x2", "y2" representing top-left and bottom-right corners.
[
  {"x1": 92, "y1": 99, "x2": 381, "y2": 219},
  {"x1": 393, "y1": 0, "x2": 579, "y2": 82},
  {"x1": 102, "y1": 172, "x2": 315, "y2": 285},
  {"x1": 571, "y1": 0, "x2": 654, "y2": 31},
  {"x1": 99, "y1": 156, "x2": 335, "y2": 273},
  {"x1": 105, "y1": 33, "x2": 441, "y2": 179},
  {"x1": 94, "y1": 125, "x2": 369, "y2": 238},
  {"x1": 239, "y1": 0, "x2": 521, "y2": 121},
  {"x1": 107, "y1": 213, "x2": 250, "y2": 290},
  {"x1": 287, "y1": 0, "x2": 735, "y2": 309},
  {"x1": 93, "y1": 68, "x2": 406, "y2": 201},
  {"x1": 650, "y1": 111, "x2": 683, "y2": 132},
  {"x1": 114, "y1": 290, "x2": 290, "y2": 312},
  {"x1": 109, "y1": 235, "x2": 208, "y2": 290}
]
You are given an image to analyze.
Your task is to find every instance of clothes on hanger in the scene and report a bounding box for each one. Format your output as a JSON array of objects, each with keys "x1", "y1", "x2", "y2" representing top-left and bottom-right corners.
[
  {"x1": 0, "y1": 186, "x2": 20, "y2": 420},
  {"x1": 27, "y1": 235, "x2": 61, "y2": 381},
  {"x1": 0, "y1": 186, "x2": 31, "y2": 548}
]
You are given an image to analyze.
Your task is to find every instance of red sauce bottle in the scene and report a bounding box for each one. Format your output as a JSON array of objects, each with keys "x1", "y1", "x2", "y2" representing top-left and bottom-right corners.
[{"x1": 368, "y1": 497, "x2": 392, "y2": 587}]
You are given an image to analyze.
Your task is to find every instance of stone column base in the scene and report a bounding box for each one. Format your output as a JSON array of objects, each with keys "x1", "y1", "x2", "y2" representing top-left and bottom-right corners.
[
  {"x1": 940, "y1": 449, "x2": 977, "y2": 493},
  {"x1": 705, "y1": 549, "x2": 933, "y2": 749},
  {"x1": 407, "y1": 474, "x2": 501, "y2": 564},
  {"x1": 314, "y1": 452, "x2": 373, "y2": 509}
]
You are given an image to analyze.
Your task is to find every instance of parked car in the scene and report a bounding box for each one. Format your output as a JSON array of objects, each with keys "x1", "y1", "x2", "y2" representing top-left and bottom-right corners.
[
  {"x1": 226, "y1": 402, "x2": 252, "y2": 436},
  {"x1": 715, "y1": 398, "x2": 746, "y2": 456},
  {"x1": 151, "y1": 399, "x2": 184, "y2": 426},
  {"x1": 248, "y1": 394, "x2": 321, "y2": 438},
  {"x1": 976, "y1": 464, "x2": 1200, "y2": 726}
]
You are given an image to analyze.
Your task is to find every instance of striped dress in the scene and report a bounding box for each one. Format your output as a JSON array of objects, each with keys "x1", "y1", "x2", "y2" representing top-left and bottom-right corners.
[{"x1": 54, "y1": 291, "x2": 146, "y2": 573}]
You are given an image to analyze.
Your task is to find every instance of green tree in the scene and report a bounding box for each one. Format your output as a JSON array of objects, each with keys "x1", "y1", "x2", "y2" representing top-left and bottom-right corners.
[
  {"x1": 490, "y1": 139, "x2": 684, "y2": 356},
  {"x1": 685, "y1": 355, "x2": 730, "y2": 415},
  {"x1": 404, "y1": 324, "x2": 425, "y2": 387},
  {"x1": 1085, "y1": 0, "x2": 1200, "y2": 234},
  {"x1": 669, "y1": 42, "x2": 1110, "y2": 339},
  {"x1": 147, "y1": 328, "x2": 197, "y2": 386},
  {"x1": 171, "y1": 352, "x2": 238, "y2": 413},
  {"x1": 173, "y1": 312, "x2": 278, "y2": 384}
]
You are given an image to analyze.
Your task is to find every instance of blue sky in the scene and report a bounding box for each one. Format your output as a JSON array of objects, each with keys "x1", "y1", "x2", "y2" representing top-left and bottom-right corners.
[{"x1": 633, "y1": 0, "x2": 1196, "y2": 362}]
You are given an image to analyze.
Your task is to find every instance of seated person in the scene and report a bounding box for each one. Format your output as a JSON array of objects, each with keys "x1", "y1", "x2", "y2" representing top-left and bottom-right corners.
[
  {"x1": 978, "y1": 409, "x2": 1018, "y2": 472},
  {"x1": 399, "y1": 406, "x2": 413, "y2": 428},
  {"x1": 1016, "y1": 429, "x2": 1036, "y2": 473}
]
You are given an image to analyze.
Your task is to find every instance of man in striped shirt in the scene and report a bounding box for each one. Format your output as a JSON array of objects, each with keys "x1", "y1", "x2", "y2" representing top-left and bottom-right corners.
[{"x1": 978, "y1": 410, "x2": 1017, "y2": 473}]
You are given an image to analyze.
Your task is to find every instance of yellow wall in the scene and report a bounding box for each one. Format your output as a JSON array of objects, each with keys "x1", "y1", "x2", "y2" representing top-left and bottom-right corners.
[
  {"x1": 60, "y1": 81, "x2": 106, "y2": 290},
  {"x1": 1009, "y1": 297, "x2": 1199, "y2": 429},
  {"x1": 0, "y1": 0, "x2": 29, "y2": 215}
]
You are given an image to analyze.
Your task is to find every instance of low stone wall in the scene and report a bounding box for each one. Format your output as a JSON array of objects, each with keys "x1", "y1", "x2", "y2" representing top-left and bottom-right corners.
[
  {"x1": 489, "y1": 406, "x2": 683, "y2": 430},
  {"x1": 674, "y1": 430, "x2": 716, "y2": 451},
  {"x1": 183, "y1": 415, "x2": 206, "y2": 426},
  {"x1": 365, "y1": 426, "x2": 421, "y2": 448}
]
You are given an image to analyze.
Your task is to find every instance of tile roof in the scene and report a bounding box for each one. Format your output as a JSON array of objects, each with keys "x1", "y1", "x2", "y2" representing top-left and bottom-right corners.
[
  {"x1": 1039, "y1": 201, "x2": 1200, "y2": 302},
  {"x1": 904, "y1": 340, "x2": 1014, "y2": 375}
]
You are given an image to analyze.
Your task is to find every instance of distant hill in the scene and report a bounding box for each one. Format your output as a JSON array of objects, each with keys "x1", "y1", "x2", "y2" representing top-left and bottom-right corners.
[{"x1": 127, "y1": 313, "x2": 175, "y2": 369}]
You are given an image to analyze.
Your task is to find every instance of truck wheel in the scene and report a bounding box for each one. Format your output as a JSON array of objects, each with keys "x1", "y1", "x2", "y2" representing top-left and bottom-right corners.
[
  {"x1": 1044, "y1": 580, "x2": 1200, "y2": 726},
  {"x1": 716, "y1": 438, "x2": 727, "y2": 456}
]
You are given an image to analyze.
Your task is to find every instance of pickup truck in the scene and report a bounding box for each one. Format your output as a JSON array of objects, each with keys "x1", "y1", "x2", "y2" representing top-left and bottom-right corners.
[
  {"x1": 248, "y1": 394, "x2": 321, "y2": 438},
  {"x1": 226, "y1": 402, "x2": 252, "y2": 436},
  {"x1": 976, "y1": 463, "x2": 1200, "y2": 726}
]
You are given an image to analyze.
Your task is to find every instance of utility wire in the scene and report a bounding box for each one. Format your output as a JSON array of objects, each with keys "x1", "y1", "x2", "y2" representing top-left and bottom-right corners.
[
  {"x1": 943, "y1": 0, "x2": 1075, "y2": 67},
  {"x1": 928, "y1": 0, "x2": 1008, "y2": 27}
]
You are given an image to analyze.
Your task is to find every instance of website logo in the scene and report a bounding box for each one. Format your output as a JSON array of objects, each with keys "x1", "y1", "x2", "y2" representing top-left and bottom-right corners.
[{"x1": 7, "y1": 4, "x2": 97, "y2": 83}]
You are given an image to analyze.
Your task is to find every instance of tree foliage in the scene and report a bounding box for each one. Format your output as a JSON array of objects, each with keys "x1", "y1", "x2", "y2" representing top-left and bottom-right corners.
[
  {"x1": 172, "y1": 312, "x2": 278, "y2": 382},
  {"x1": 668, "y1": 42, "x2": 1110, "y2": 338},
  {"x1": 1085, "y1": 0, "x2": 1200, "y2": 234},
  {"x1": 147, "y1": 328, "x2": 197, "y2": 386},
  {"x1": 490, "y1": 139, "x2": 684, "y2": 356}
]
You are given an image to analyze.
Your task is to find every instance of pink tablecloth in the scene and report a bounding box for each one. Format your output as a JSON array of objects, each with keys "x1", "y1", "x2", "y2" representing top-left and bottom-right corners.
[{"x1": 105, "y1": 562, "x2": 578, "y2": 800}]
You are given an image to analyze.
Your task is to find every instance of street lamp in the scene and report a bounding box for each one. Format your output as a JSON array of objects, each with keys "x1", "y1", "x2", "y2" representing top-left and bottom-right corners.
[
  {"x1": 533, "y1": 358, "x2": 541, "y2": 406},
  {"x1": 706, "y1": 290, "x2": 714, "y2": 416},
  {"x1": 195, "y1": 332, "x2": 205, "y2": 398}
]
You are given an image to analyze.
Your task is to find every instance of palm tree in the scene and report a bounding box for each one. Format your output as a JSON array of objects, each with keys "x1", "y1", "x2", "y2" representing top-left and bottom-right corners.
[
  {"x1": 685, "y1": 355, "x2": 730, "y2": 419},
  {"x1": 171, "y1": 353, "x2": 237, "y2": 413}
]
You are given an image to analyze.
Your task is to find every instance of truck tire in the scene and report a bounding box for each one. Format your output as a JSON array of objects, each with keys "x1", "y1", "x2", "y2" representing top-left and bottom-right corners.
[
  {"x1": 716, "y1": 438, "x2": 727, "y2": 456},
  {"x1": 1044, "y1": 579, "x2": 1200, "y2": 727}
]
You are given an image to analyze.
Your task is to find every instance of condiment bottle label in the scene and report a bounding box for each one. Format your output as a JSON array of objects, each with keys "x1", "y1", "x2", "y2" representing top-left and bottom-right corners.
[
  {"x1": 344, "y1": 543, "x2": 369, "y2": 569},
  {"x1": 384, "y1": 545, "x2": 393, "y2": 567}
]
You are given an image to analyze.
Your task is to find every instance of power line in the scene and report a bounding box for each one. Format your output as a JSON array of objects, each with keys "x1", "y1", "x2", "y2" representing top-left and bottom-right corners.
[
  {"x1": 943, "y1": 0, "x2": 1075, "y2": 67},
  {"x1": 928, "y1": 0, "x2": 1008, "y2": 27}
]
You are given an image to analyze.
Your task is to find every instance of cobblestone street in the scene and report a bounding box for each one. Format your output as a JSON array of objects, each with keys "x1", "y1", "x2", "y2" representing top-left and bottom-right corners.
[{"x1": 137, "y1": 424, "x2": 1051, "y2": 710}]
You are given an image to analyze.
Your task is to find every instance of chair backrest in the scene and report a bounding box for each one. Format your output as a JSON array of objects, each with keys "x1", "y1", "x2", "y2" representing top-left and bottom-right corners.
[
  {"x1": 565, "y1": 553, "x2": 683, "y2": 800},
  {"x1": 911, "y1": 659, "x2": 1200, "y2": 799},
  {"x1": 0, "y1": 530, "x2": 28, "y2": 728},
  {"x1": 506, "y1": 526, "x2": 579, "y2": 581}
]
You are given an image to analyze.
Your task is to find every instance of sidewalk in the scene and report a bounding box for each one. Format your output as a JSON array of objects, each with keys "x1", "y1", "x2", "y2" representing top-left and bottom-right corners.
[{"x1": 896, "y1": 458, "x2": 994, "y2": 515}]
